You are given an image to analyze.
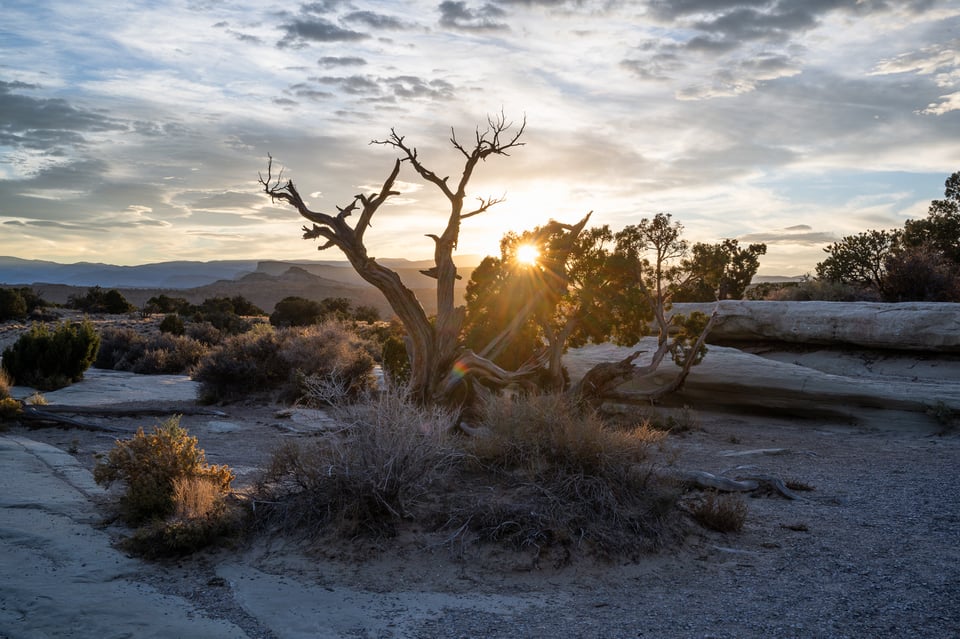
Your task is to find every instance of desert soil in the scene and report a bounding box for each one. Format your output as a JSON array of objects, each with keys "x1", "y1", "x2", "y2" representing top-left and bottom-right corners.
[{"x1": 7, "y1": 398, "x2": 959, "y2": 638}]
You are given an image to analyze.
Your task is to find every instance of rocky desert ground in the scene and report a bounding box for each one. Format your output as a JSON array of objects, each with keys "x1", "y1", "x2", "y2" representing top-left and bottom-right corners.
[{"x1": 2, "y1": 303, "x2": 959, "y2": 638}]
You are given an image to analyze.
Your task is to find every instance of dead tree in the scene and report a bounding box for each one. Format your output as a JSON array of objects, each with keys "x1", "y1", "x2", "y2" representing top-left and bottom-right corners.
[{"x1": 261, "y1": 114, "x2": 584, "y2": 405}]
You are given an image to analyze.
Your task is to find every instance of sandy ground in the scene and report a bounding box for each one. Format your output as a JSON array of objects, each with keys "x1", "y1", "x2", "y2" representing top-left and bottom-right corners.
[{"x1": 2, "y1": 349, "x2": 960, "y2": 637}]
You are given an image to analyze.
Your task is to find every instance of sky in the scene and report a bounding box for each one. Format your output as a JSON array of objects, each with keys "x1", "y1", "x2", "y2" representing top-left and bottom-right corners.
[{"x1": 1, "y1": 0, "x2": 958, "y2": 276}]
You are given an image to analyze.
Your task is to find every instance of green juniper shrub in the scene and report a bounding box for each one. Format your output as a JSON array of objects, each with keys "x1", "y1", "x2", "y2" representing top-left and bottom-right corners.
[
  {"x1": 68, "y1": 286, "x2": 136, "y2": 314},
  {"x1": 380, "y1": 334, "x2": 411, "y2": 388},
  {"x1": 270, "y1": 296, "x2": 322, "y2": 327},
  {"x1": 2, "y1": 321, "x2": 100, "y2": 390},
  {"x1": 143, "y1": 294, "x2": 192, "y2": 315},
  {"x1": 159, "y1": 313, "x2": 186, "y2": 336},
  {"x1": 352, "y1": 304, "x2": 381, "y2": 324},
  {"x1": 0, "y1": 288, "x2": 28, "y2": 321}
]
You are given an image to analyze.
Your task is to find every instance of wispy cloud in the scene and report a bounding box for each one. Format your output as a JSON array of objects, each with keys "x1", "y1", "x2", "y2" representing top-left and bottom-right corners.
[{"x1": 0, "y1": 0, "x2": 956, "y2": 273}]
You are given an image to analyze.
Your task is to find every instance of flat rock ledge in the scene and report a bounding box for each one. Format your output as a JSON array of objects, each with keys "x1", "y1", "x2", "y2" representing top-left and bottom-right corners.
[{"x1": 672, "y1": 300, "x2": 960, "y2": 352}]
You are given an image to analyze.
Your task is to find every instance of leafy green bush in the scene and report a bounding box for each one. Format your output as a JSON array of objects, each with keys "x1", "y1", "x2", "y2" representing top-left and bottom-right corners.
[
  {"x1": 93, "y1": 416, "x2": 235, "y2": 526},
  {"x1": 2, "y1": 321, "x2": 100, "y2": 390},
  {"x1": 194, "y1": 322, "x2": 376, "y2": 404}
]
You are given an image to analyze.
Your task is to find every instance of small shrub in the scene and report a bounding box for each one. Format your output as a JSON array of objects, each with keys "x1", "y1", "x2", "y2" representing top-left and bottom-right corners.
[
  {"x1": 185, "y1": 321, "x2": 224, "y2": 346},
  {"x1": 0, "y1": 368, "x2": 11, "y2": 399},
  {"x1": 2, "y1": 321, "x2": 100, "y2": 390},
  {"x1": 270, "y1": 296, "x2": 322, "y2": 327},
  {"x1": 690, "y1": 491, "x2": 747, "y2": 532},
  {"x1": 0, "y1": 288, "x2": 28, "y2": 321},
  {"x1": 381, "y1": 335, "x2": 410, "y2": 387},
  {"x1": 93, "y1": 415, "x2": 234, "y2": 526},
  {"x1": 194, "y1": 322, "x2": 376, "y2": 404},
  {"x1": 159, "y1": 313, "x2": 186, "y2": 336},
  {"x1": 462, "y1": 392, "x2": 677, "y2": 558},
  {"x1": 471, "y1": 392, "x2": 664, "y2": 476},
  {"x1": 254, "y1": 390, "x2": 460, "y2": 537},
  {"x1": 68, "y1": 286, "x2": 136, "y2": 313},
  {"x1": 0, "y1": 397, "x2": 21, "y2": 426},
  {"x1": 143, "y1": 294, "x2": 191, "y2": 315},
  {"x1": 193, "y1": 325, "x2": 286, "y2": 403},
  {"x1": 352, "y1": 304, "x2": 380, "y2": 323},
  {"x1": 25, "y1": 392, "x2": 47, "y2": 406},
  {"x1": 96, "y1": 328, "x2": 207, "y2": 375}
]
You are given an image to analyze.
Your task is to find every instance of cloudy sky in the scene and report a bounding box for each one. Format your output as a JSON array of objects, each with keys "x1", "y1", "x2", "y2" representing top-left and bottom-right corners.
[{"x1": 2, "y1": 0, "x2": 958, "y2": 275}]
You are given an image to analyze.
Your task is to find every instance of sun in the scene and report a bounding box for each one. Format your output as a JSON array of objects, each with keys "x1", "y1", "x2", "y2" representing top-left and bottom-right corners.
[{"x1": 515, "y1": 243, "x2": 540, "y2": 266}]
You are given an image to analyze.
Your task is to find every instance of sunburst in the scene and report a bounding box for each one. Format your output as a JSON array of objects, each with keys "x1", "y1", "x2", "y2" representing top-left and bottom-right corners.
[{"x1": 515, "y1": 243, "x2": 540, "y2": 266}]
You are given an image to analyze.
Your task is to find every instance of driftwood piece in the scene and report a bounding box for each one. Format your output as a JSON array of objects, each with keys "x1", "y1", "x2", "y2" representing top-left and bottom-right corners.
[
  {"x1": 659, "y1": 468, "x2": 801, "y2": 500},
  {"x1": 18, "y1": 406, "x2": 125, "y2": 432},
  {"x1": 16, "y1": 403, "x2": 224, "y2": 432}
]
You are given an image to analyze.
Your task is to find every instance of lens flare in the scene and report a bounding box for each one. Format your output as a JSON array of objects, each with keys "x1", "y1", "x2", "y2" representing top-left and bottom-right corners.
[{"x1": 516, "y1": 243, "x2": 540, "y2": 265}]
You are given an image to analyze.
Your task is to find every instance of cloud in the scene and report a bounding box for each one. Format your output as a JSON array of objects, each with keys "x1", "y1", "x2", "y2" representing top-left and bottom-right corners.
[
  {"x1": 438, "y1": 1, "x2": 509, "y2": 31},
  {"x1": 319, "y1": 56, "x2": 367, "y2": 67},
  {"x1": 343, "y1": 10, "x2": 413, "y2": 30},
  {"x1": 870, "y1": 38, "x2": 960, "y2": 114},
  {"x1": 739, "y1": 226, "x2": 838, "y2": 245},
  {"x1": 278, "y1": 16, "x2": 369, "y2": 48},
  {"x1": 300, "y1": 74, "x2": 456, "y2": 101},
  {"x1": 0, "y1": 81, "x2": 126, "y2": 155},
  {"x1": 921, "y1": 90, "x2": 960, "y2": 115}
]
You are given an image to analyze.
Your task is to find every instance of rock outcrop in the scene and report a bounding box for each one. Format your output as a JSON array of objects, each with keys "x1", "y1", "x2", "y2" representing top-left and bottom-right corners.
[{"x1": 672, "y1": 301, "x2": 960, "y2": 352}]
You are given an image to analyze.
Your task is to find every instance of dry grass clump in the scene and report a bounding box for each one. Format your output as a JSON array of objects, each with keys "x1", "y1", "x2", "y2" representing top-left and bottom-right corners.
[
  {"x1": 253, "y1": 390, "x2": 461, "y2": 537},
  {"x1": 94, "y1": 416, "x2": 240, "y2": 557},
  {"x1": 94, "y1": 416, "x2": 235, "y2": 526},
  {"x1": 253, "y1": 390, "x2": 682, "y2": 561},
  {"x1": 0, "y1": 368, "x2": 11, "y2": 399},
  {"x1": 690, "y1": 491, "x2": 748, "y2": 533},
  {"x1": 459, "y1": 392, "x2": 679, "y2": 560}
]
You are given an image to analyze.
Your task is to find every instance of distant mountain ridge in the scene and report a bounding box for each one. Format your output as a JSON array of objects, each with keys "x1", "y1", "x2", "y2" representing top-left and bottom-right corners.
[{"x1": 0, "y1": 256, "x2": 484, "y2": 289}]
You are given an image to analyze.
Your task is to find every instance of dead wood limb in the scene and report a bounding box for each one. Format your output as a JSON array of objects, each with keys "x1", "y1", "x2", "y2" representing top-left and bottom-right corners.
[
  {"x1": 18, "y1": 406, "x2": 125, "y2": 432},
  {"x1": 657, "y1": 468, "x2": 802, "y2": 500}
]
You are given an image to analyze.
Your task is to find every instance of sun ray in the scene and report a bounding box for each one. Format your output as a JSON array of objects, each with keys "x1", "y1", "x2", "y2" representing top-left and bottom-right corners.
[{"x1": 516, "y1": 243, "x2": 540, "y2": 266}]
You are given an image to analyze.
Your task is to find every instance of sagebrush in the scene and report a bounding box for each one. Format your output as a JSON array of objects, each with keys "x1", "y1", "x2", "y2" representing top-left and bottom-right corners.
[
  {"x1": 194, "y1": 321, "x2": 376, "y2": 404},
  {"x1": 93, "y1": 415, "x2": 235, "y2": 526},
  {"x1": 253, "y1": 390, "x2": 461, "y2": 536}
]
